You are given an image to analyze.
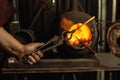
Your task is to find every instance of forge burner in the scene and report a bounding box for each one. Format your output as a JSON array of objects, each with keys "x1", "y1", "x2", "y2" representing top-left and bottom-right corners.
[{"x1": 58, "y1": 12, "x2": 98, "y2": 58}]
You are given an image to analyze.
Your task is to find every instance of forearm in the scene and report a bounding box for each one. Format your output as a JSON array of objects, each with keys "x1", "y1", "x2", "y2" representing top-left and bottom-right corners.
[{"x1": 0, "y1": 27, "x2": 24, "y2": 58}]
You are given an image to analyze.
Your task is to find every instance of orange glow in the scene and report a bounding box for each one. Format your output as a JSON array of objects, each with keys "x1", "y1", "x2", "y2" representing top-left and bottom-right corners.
[
  {"x1": 60, "y1": 17, "x2": 74, "y2": 31},
  {"x1": 66, "y1": 23, "x2": 92, "y2": 46}
]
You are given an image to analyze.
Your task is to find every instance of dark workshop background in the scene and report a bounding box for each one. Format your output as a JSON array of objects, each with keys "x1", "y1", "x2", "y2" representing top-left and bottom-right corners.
[
  {"x1": 1, "y1": 0, "x2": 120, "y2": 80},
  {"x1": 9, "y1": 0, "x2": 120, "y2": 52},
  {"x1": 4, "y1": 0, "x2": 120, "y2": 53}
]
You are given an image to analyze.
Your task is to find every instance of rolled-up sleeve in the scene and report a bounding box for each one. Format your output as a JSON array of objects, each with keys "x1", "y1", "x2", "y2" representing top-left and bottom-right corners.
[{"x1": 0, "y1": 0, "x2": 15, "y2": 26}]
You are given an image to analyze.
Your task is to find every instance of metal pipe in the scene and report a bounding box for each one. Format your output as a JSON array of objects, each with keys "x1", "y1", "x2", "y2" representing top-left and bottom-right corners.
[
  {"x1": 98, "y1": 0, "x2": 102, "y2": 52},
  {"x1": 11, "y1": 0, "x2": 19, "y2": 21},
  {"x1": 9, "y1": 0, "x2": 20, "y2": 35},
  {"x1": 101, "y1": 0, "x2": 107, "y2": 52},
  {"x1": 98, "y1": 0, "x2": 102, "y2": 21},
  {"x1": 70, "y1": 0, "x2": 78, "y2": 11},
  {"x1": 112, "y1": 0, "x2": 117, "y2": 22},
  {"x1": 98, "y1": 0, "x2": 107, "y2": 52}
]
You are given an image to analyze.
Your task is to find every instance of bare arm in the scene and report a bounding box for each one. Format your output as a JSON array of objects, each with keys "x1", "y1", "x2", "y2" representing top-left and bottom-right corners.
[{"x1": 0, "y1": 26, "x2": 44, "y2": 65}]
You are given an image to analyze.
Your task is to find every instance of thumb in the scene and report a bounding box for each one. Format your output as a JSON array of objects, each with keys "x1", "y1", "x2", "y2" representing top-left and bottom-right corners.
[
  {"x1": 33, "y1": 42, "x2": 44, "y2": 48},
  {"x1": 24, "y1": 42, "x2": 44, "y2": 53}
]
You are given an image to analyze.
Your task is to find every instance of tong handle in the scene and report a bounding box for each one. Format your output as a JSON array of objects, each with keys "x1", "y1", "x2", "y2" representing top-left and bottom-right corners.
[
  {"x1": 41, "y1": 38, "x2": 63, "y2": 53},
  {"x1": 36, "y1": 35, "x2": 59, "y2": 52}
]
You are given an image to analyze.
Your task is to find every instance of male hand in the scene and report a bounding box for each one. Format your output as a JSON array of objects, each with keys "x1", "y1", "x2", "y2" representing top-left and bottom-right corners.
[{"x1": 19, "y1": 43, "x2": 44, "y2": 65}]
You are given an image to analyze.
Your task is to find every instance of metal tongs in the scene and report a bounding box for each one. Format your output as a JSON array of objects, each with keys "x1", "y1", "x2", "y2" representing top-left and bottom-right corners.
[
  {"x1": 37, "y1": 30, "x2": 74, "y2": 53},
  {"x1": 22, "y1": 30, "x2": 74, "y2": 63}
]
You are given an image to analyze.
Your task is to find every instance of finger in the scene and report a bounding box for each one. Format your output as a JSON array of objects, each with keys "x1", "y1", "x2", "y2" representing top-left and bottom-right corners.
[
  {"x1": 36, "y1": 51, "x2": 44, "y2": 57},
  {"x1": 28, "y1": 55, "x2": 37, "y2": 63},
  {"x1": 32, "y1": 53, "x2": 40, "y2": 61},
  {"x1": 27, "y1": 59, "x2": 33, "y2": 65}
]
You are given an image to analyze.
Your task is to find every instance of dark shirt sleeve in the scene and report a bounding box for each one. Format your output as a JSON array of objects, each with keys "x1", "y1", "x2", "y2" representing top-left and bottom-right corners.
[{"x1": 0, "y1": 0, "x2": 15, "y2": 26}]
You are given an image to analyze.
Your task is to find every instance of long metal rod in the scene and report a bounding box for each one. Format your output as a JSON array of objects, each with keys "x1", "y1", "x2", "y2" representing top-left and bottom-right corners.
[
  {"x1": 75, "y1": 37, "x2": 97, "y2": 55},
  {"x1": 74, "y1": 16, "x2": 95, "y2": 32},
  {"x1": 83, "y1": 16, "x2": 95, "y2": 25},
  {"x1": 81, "y1": 41, "x2": 97, "y2": 55}
]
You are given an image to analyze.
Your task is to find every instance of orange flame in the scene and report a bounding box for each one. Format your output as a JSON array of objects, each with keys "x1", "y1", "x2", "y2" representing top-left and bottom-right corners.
[
  {"x1": 66, "y1": 23, "x2": 92, "y2": 46},
  {"x1": 60, "y1": 16, "x2": 95, "y2": 46},
  {"x1": 60, "y1": 17, "x2": 74, "y2": 31}
]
